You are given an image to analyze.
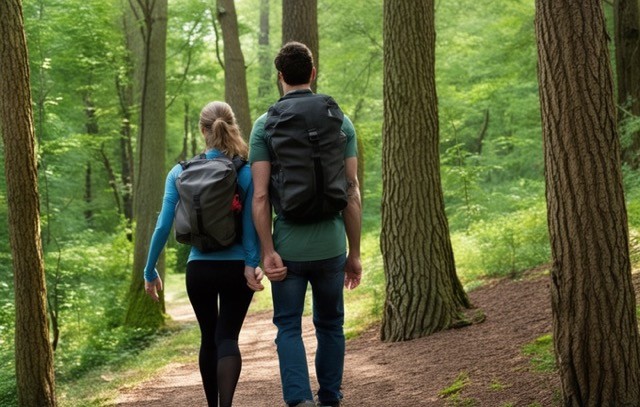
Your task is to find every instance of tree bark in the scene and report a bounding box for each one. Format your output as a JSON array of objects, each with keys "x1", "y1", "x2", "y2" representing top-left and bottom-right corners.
[
  {"x1": 257, "y1": 0, "x2": 273, "y2": 112},
  {"x1": 614, "y1": 0, "x2": 640, "y2": 169},
  {"x1": 380, "y1": 0, "x2": 470, "y2": 342},
  {"x1": 0, "y1": 1, "x2": 57, "y2": 405},
  {"x1": 535, "y1": 1, "x2": 640, "y2": 404},
  {"x1": 124, "y1": 0, "x2": 167, "y2": 328},
  {"x1": 216, "y1": 0, "x2": 252, "y2": 138},
  {"x1": 282, "y1": 0, "x2": 318, "y2": 92}
]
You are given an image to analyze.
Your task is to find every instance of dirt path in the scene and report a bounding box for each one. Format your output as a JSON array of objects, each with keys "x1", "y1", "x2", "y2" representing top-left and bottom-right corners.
[{"x1": 114, "y1": 273, "x2": 561, "y2": 406}]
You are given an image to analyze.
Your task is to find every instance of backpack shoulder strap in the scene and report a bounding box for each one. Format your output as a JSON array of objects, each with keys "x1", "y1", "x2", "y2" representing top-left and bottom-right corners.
[{"x1": 231, "y1": 156, "x2": 248, "y2": 199}]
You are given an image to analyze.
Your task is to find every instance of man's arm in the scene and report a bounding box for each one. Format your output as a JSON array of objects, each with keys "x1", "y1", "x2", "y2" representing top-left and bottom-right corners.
[
  {"x1": 343, "y1": 156, "x2": 363, "y2": 289},
  {"x1": 251, "y1": 161, "x2": 287, "y2": 281}
]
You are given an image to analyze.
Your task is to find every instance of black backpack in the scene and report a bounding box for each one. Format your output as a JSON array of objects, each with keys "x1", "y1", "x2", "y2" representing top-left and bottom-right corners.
[
  {"x1": 265, "y1": 91, "x2": 348, "y2": 222},
  {"x1": 174, "y1": 154, "x2": 246, "y2": 252}
]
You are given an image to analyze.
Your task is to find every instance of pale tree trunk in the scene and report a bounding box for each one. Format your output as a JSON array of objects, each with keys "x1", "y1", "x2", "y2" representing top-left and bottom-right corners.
[
  {"x1": 614, "y1": 0, "x2": 640, "y2": 169},
  {"x1": 535, "y1": 0, "x2": 640, "y2": 404},
  {"x1": 380, "y1": 0, "x2": 470, "y2": 342},
  {"x1": 216, "y1": 0, "x2": 252, "y2": 138},
  {"x1": 124, "y1": 0, "x2": 167, "y2": 328},
  {"x1": 257, "y1": 0, "x2": 273, "y2": 112},
  {"x1": 282, "y1": 0, "x2": 318, "y2": 92},
  {"x1": 0, "y1": 1, "x2": 56, "y2": 405}
]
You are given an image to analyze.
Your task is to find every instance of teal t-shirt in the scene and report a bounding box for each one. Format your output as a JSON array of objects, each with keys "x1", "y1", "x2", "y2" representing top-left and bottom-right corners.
[{"x1": 249, "y1": 97, "x2": 358, "y2": 262}]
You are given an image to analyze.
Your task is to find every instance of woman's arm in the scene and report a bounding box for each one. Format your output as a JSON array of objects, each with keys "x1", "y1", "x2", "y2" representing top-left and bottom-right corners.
[{"x1": 143, "y1": 165, "x2": 181, "y2": 282}]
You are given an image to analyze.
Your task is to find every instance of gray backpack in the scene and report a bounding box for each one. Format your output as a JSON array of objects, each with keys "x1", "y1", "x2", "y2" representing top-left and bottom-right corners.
[
  {"x1": 174, "y1": 154, "x2": 246, "y2": 252},
  {"x1": 265, "y1": 90, "x2": 348, "y2": 222}
]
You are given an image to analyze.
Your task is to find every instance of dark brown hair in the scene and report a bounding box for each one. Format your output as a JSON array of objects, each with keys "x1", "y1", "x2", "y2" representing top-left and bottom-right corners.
[{"x1": 274, "y1": 41, "x2": 314, "y2": 86}]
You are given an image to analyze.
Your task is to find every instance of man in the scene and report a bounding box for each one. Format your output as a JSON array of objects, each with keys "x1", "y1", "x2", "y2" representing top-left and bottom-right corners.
[{"x1": 248, "y1": 42, "x2": 363, "y2": 407}]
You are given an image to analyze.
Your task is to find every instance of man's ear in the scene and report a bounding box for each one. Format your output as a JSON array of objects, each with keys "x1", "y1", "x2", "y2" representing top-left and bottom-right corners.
[{"x1": 310, "y1": 67, "x2": 317, "y2": 82}]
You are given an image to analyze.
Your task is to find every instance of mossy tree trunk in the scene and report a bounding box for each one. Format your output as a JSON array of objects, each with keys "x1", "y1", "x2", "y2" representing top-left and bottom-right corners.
[
  {"x1": 217, "y1": 0, "x2": 252, "y2": 138},
  {"x1": 380, "y1": 0, "x2": 470, "y2": 342},
  {"x1": 535, "y1": 0, "x2": 640, "y2": 404},
  {"x1": 124, "y1": 0, "x2": 167, "y2": 328},
  {"x1": 0, "y1": 0, "x2": 57, "y2": 405},
  {"x1": 282, "y1": 0, "x2": 318, "y2": 92}
]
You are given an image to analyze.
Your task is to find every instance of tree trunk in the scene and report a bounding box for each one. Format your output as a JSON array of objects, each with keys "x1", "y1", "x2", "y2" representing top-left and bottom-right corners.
[
  {"x1": 614, "y1": 0, "x2": 640, "y2": 169},
  {"x1": 99, "y1": 144, "x2": 123, "y2": 215},
  {"x1": 115, "y1": 20, "x2": 135, "y2": 226},
  {"x1": 84, "y1": 96, "x2": 98, "y2": 225},
  {"x1": 535, "y1": 1, "x2": 640, "y2": 404},
  {"x1": 124, "y1": 0, "x2": 167, "y2": 328},
  {"x1": 216, "y1": 0, "x2": 252, "y2": 138},
  {"x1": 0, "y1": 1, "x2": 57, "y2": 405},
  {"x1": 380, "y1": 0, "x2": 470, "y2": 342},
  {"x1": 282, "y1": 0, "x2": 318, "y2": 92},
  {"x1": 256, "y1": 0, "x2": 274, "y2": 112}
]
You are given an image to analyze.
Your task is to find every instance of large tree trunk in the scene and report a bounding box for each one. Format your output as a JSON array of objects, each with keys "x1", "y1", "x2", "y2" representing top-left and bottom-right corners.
[
  {"x1": 124, "y1": 0, "x2": 167, "y2": 328},
  {"x1": 216, "y1": 0, "x2": 252, "y2": 138},
  {"x1": 0, "y1": 1, "x2": 57, "y2": 405},
  {"x1": 282, "y1": 0, "x2": 318, "y2": 92},
  {"x1": 535, "y1": 1, "x2": 640, "y2": 404},
  {"x1": 380, "y1": 0, "x2": 470, "y2": 342},
  {"x1": 614, "y1": 0, "x2": 640, "y2": 169}
]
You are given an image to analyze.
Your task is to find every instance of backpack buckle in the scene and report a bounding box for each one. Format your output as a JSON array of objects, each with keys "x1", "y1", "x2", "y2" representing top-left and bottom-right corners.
[{"x1": 308, "y1": 129, "x2": 319, "y2": 143}]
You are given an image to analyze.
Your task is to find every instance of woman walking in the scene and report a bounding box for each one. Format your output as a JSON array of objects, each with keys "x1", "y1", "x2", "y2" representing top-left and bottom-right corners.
[{"x1": 143, "y1": 101, "x2": 263, "y2": 407}]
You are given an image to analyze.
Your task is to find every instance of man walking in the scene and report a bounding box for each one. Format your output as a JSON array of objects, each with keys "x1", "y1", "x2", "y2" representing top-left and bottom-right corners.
[{"x1": 248, "y1": 41, "x2": 363, "y2": 407}]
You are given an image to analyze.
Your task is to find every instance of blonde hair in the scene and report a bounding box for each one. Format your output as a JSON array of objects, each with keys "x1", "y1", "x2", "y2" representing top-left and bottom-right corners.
[{"x1": 199, "y1": 101, "x2": 248, "y2": 158}]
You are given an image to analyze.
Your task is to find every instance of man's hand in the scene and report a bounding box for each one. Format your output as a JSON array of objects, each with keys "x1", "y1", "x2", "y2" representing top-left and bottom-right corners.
[
  {"x1": 344, "y1": 253, "x2": 362, "y2": 290},
  {"x1": 263, "y1": 251, "x2": 287, "y2": 282},
  {"x1": 245, "y1": 266, "x2": 265, "y2": 291},
  {"x1": 144, "y1": 276, "x2": 163, "y2": 302}
]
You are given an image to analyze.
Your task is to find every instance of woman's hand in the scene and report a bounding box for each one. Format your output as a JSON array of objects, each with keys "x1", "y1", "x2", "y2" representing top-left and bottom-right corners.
[
  {"x1": 144, "y1": 276, "x2": 163, "y2": 302},
  {"x1": 245, "y1": 266, "x2": 265, "y2": 291}
]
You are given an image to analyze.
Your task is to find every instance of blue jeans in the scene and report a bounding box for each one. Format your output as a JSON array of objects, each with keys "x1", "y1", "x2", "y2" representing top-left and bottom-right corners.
[{"x1": 271, "y1": 254, "x2": 346, "y2": 406}]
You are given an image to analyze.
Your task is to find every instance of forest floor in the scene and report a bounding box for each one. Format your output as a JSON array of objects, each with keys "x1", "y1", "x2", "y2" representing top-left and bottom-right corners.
[{"x1": 112, "y1": 268, "x2": 568, "y2": 407}]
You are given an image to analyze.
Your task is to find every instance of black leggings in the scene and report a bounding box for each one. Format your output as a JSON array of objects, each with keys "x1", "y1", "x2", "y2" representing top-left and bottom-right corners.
[{"x1": 186, "y1": 260, "x2": 254, "y2": 407}]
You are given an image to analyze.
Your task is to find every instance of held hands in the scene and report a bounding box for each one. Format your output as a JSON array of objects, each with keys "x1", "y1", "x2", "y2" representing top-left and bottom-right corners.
[
  {"x1": 263, "y1": 251, "x2": 287, "y2": 282},
  {"x1": 344, "y1": 253, "x2": 362, "y2": 290},
  {"x1": 144, "y1": 276, "x2": 163, "y2": 302},
  {"x1": 245, "y1": 266, "x2": 265, "y2": 291}
]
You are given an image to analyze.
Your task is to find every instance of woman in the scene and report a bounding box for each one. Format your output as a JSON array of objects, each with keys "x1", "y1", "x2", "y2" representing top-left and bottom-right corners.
[{"x1": 143, "y1": 101, "x2": 263, "y2": 407}]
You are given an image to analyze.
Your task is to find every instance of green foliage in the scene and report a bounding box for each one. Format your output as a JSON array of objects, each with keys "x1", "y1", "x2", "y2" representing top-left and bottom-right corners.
[
  {"x1": 452, "y1": 198, "x2": 550, "y2": 283},
  {"x1": 522, "y1": 334, "x2": 557, "y2": 372}
]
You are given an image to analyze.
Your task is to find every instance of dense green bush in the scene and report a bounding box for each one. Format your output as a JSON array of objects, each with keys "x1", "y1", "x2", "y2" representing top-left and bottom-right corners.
[{"x1": 452, "y1": 202, "x2": 550, "y2": 283}]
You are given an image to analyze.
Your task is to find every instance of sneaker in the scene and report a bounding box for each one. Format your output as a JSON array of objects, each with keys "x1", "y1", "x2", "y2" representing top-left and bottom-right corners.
[
  {"x1": 317, "y1": 402, "x2": 340, "y2": 407},
  {"x1": 291, "y1": 401, "x2": 316, "y2": 407}
]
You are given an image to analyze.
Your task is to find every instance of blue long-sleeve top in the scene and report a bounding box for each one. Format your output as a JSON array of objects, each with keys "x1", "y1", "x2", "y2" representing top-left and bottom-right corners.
[{"x1": 143, "y1": 149, "x2": 261, "y2": 282}]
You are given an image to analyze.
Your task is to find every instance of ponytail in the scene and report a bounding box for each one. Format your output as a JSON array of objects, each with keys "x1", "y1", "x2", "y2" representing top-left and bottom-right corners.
[{"x1": 199, "y1": 102, "x2": 248, "y2": 158}]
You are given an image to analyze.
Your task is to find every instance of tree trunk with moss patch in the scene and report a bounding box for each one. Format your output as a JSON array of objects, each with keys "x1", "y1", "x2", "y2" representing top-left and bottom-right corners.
[
  {"x1": 124, "y1": 0, "x2": 167, "y2": 328},
  {"x1": 380, "y1": 0, "x2": 470, "y2": 342},
  {"x1": 535, "y1": 0, "x2": 640, "y2": 404}
]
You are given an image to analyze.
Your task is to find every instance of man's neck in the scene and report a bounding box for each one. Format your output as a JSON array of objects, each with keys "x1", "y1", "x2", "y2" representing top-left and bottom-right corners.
[{"x1": 282, "y1": 83, "x2": 312, "y2": 94}]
